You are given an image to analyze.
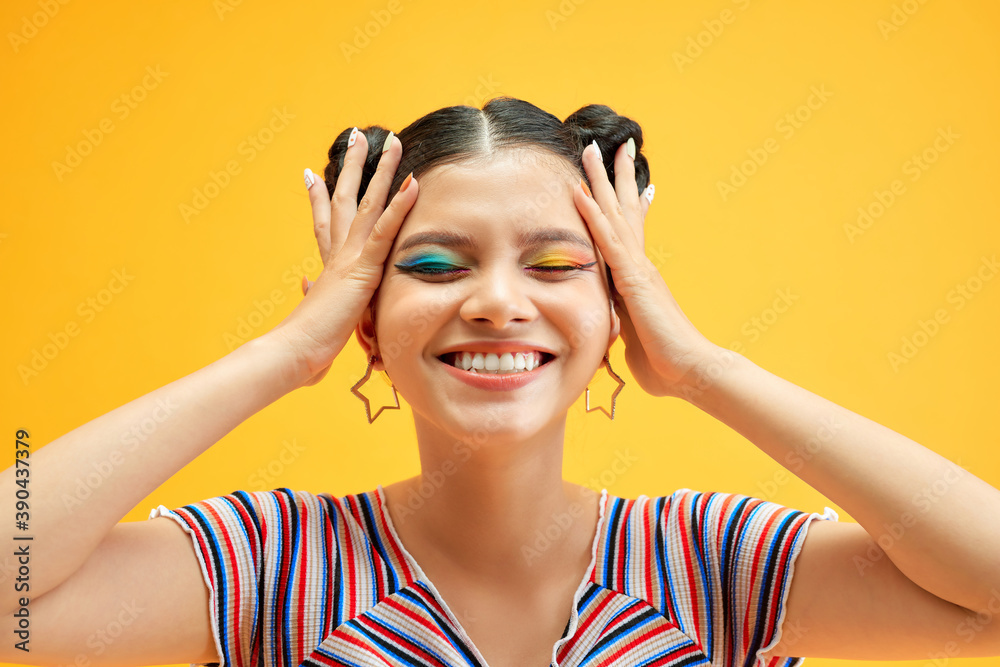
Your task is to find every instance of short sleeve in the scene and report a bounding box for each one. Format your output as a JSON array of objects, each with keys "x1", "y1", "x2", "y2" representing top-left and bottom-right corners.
[
  {"x1": 661, "y1": 488, "x2": 839, "y2": 667},
  {"x1": 148, "y1": 490, "x2": 272, "y2": 667}
]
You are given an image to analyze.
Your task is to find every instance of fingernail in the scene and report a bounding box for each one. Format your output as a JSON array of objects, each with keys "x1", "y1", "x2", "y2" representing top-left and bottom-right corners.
[
  {"x1": 399, "y1": 171, "x2": 414, "y2": 193},
  {"x1": 580, "y1": 177, "x2": 592, "y2": 198},
  {"x1": 304, "y1": 168, "x2": 315, "y2": 189},
  {"x1": 382, "y1": 130, "x2": 395, "y2": 153},
  {"x1": 347, "y1": 126, "x2": 358, "y2": 148},
  {"x1": 626, "y1": 137, "x2": 635, "y2": 160},
  {"x1": 644, "y1": 184, "x2": 655, "y2": 204},
  {"x1": 591, "y1": 139, "x2": 602, "y2": 162}
]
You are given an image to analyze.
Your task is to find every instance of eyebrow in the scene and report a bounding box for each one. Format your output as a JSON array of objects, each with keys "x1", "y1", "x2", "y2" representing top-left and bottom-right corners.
[{"x1": 395, "y1": 227, "x2": 594, "y2": 254}]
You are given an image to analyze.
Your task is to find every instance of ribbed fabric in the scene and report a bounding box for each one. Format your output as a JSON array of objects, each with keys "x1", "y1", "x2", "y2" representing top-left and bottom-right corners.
[{"x1": 148, "y1": 486, "x2": 838, "y2": 667}]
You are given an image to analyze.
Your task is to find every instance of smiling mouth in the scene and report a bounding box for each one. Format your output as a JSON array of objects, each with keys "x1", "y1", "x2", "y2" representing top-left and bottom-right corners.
[{"x1": 435, "y1": 352, "x2": 557, "y2": 374}]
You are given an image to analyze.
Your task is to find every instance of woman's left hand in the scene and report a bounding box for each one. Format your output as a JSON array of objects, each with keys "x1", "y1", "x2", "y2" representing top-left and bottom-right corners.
[{"x1": 574, "y1": 139, "x2": 718, "y2": 399}]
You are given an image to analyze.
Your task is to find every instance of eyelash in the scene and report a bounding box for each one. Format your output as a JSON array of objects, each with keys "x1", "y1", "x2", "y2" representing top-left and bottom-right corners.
[{"x1": 397, "y1": 261, "x2": 597, "y2": 278}]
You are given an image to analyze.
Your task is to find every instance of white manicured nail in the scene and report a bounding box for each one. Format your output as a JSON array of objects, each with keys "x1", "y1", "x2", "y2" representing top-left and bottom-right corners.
[
  {"x1": 644, "y1": 184, "x2": 655, "y2": 204},
  {"x1": 304, "y1": 168, "x2": 315, "y2": 190},
  {"x1": 347, "y1": 126, "x2": 358, "y2": 148},
  {"x1": 591, "y1": 140, "x2": 602, "y2": 162}
]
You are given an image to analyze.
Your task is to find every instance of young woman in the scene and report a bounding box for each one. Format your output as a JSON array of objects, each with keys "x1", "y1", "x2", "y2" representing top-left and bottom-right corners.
[{"x1": 3, "y1": 97, "x2": 998, "y2": 667}]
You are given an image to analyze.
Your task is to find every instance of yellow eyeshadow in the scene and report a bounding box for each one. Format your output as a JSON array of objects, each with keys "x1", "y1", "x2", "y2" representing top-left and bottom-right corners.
[{"x1": 531, "y1": 251, "x2": 580, "y2": 266}]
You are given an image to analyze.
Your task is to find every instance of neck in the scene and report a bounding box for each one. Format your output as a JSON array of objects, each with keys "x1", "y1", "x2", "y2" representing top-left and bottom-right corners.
[{"x1": 386, "y1": 411, "x2": 601, "y2": 583}]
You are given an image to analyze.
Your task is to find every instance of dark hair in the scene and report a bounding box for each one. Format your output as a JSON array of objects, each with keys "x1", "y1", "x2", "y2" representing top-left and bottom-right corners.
[{"x1": 322, "y1": 96, "x2": 650, "y2": 207}]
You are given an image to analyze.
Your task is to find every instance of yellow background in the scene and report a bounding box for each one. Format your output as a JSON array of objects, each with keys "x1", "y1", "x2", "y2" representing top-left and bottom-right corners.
[{"x1": 2, "y1": 1, "x2": 998, "y2": 666}]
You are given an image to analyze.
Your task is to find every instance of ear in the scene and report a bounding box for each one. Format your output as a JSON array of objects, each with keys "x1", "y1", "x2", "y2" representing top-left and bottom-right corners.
[{"x1": 354, "y1": 303, "x2": 386, "y2": 373}]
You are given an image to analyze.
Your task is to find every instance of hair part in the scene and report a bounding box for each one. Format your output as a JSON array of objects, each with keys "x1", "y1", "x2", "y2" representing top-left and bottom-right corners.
[{"x1": 322, "y1": 96, "x2": 650, "y2": 208}]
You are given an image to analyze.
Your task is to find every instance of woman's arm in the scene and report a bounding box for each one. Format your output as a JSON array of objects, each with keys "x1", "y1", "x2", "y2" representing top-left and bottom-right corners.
[
  {"x1": 682, "y1": 345, "x2": 1000, "y2": 657},
  {"x1": 0, "y1": 331, "x2": 301, "y2": 615}
]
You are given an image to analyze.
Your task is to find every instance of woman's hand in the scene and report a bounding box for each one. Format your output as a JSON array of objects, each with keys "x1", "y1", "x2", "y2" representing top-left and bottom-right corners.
[
  {"x1": 269, "y1": 130, "x2": 418, "y2": 388},
  {"x1": 574, "y1": 139, "x2": 718, "y2": 399}
]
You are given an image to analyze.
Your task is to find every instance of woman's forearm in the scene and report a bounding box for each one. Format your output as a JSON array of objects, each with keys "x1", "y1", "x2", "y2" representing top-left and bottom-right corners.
[
  {"x1": 0, "y1": 332, "x2": 302, "y2": 612},
  {"x1": 681, "y1": 345, "x2": 1000, "y2": 616}
]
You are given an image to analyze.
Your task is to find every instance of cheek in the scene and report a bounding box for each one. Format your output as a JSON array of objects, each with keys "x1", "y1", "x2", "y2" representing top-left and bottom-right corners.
[
  {"x1": 375, "y1": 279, "x2": 455, "y2": 351},
  {"x1": 557, "y1": 295, "x2": 614, "y2": 354}
]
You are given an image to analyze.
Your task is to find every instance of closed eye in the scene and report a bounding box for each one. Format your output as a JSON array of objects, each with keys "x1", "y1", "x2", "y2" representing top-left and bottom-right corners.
[
  {"x1": 527, "y1": 262, "x2": 597, "y2": 274},
  {"x1": 395, "y1": 261, "x2": 597, "y2": 279}
]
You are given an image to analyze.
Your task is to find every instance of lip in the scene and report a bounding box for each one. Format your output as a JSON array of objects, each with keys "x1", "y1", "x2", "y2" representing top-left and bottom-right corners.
[
  {"x1": 436, "y1": 341, "x2": 558, "y2": 357},
  {"x1": 437, "y1": 355, "x2": 552, "y2": 391}
]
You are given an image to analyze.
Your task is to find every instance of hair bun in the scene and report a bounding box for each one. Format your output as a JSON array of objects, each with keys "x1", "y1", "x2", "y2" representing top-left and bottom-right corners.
[
  {"x1": 563, "y1": 104, "x2": 650, "y2": 193},
  {"x1": 322, "y1": 125, "x2": 394, "y2": 204}
]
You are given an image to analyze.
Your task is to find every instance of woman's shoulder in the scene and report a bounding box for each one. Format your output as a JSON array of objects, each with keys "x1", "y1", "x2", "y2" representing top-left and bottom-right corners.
[
  {"x1": 147, "y1": 485, "x2": 384, "y2": 535},
  {"x1": 602, "y1": 486, "x2": 838, "y2": 535}
]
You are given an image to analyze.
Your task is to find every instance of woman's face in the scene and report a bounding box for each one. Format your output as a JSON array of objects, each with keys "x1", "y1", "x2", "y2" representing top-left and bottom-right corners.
[{"x1": 357, "y1": 149, "x2": 620, "y2": 442}]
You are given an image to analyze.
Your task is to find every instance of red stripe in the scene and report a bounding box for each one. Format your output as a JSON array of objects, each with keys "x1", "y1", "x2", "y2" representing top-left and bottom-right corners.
[
  {"x1": 324, "y1": 631, "x2": 394, "y2": 666},
  {"x1": 202, "y1": 501, "x2": 245, "y2": 667},
  {"x1": 295, "y1": 496, "x2": 310, "y2": 667},
  {"x1": 596, "y1": 620, "x2": 696, "y2": 667},
  {"x1": 677, "y1": 493, "x2": 702, "y2": 648},
  {"x1": 355, "y1": 612, "x2": 445, "y2": 665},
  {"x1": 375, "y1": 490, "x2": 417, "y2": 585},
  {"x1": 343, "y1": 495, "x2": 362, "y2": 620},
  {"x1": 382, "y1": 595, "x2": 451, "y2": 640},
  {"x1": 643, "y1": 496, "x2": 654, "y2": 605},
  {"x1": 557, "y1": 589, "x2": 617, "y2": 663},
  {"x1": 743, "y1": 500, "x2": 779, "y2": 656}
]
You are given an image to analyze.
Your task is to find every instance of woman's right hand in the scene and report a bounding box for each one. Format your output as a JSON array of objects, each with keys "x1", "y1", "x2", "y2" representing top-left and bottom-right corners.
[{"x1": 270, "y1": 130, "x2": 418, "y2": 388}]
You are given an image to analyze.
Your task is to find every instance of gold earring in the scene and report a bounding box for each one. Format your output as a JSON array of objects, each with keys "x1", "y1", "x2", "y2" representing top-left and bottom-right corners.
[
  {"x1": 585, "y1": 353, "x2": 625, "y2": 420},
  {"x1": 351, "y1": 354, "x2": 400, "y2": 424}
]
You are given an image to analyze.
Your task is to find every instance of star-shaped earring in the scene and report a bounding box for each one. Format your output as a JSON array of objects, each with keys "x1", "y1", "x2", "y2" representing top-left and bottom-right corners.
[
  {"x1": 351, "y1": 354, "x2": 400, "y2": 424},
  {"x1": 585, "y1": 353, "x2": 625, "y2": 420}
]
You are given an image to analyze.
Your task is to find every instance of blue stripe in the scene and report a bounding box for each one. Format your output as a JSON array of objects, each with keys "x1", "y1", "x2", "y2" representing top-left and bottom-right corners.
[
  {"x1": 181, "y1": 503, "x2": 231, "y2": 667},
  {"x1": 353, "y1": 609, "x2": 461, "y2": 667},
  {"x1": 745, "y1": 509, "x2": 801, "y2": 667}
]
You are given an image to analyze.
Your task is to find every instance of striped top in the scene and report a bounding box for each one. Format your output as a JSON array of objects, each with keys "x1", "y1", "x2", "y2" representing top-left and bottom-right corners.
[{"x1": 148, "y1": 486, "x2": 838, "y2": 667}]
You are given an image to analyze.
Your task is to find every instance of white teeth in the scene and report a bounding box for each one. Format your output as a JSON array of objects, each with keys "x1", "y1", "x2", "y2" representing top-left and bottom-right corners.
[{"x1": 446, "y1": 351, "x2": 547, "y2": 374}]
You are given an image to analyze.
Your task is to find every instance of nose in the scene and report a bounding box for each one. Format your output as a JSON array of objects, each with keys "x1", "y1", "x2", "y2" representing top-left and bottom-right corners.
[{"x1": 458, "y1": 265, "x2": 539, "y2": 328}]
